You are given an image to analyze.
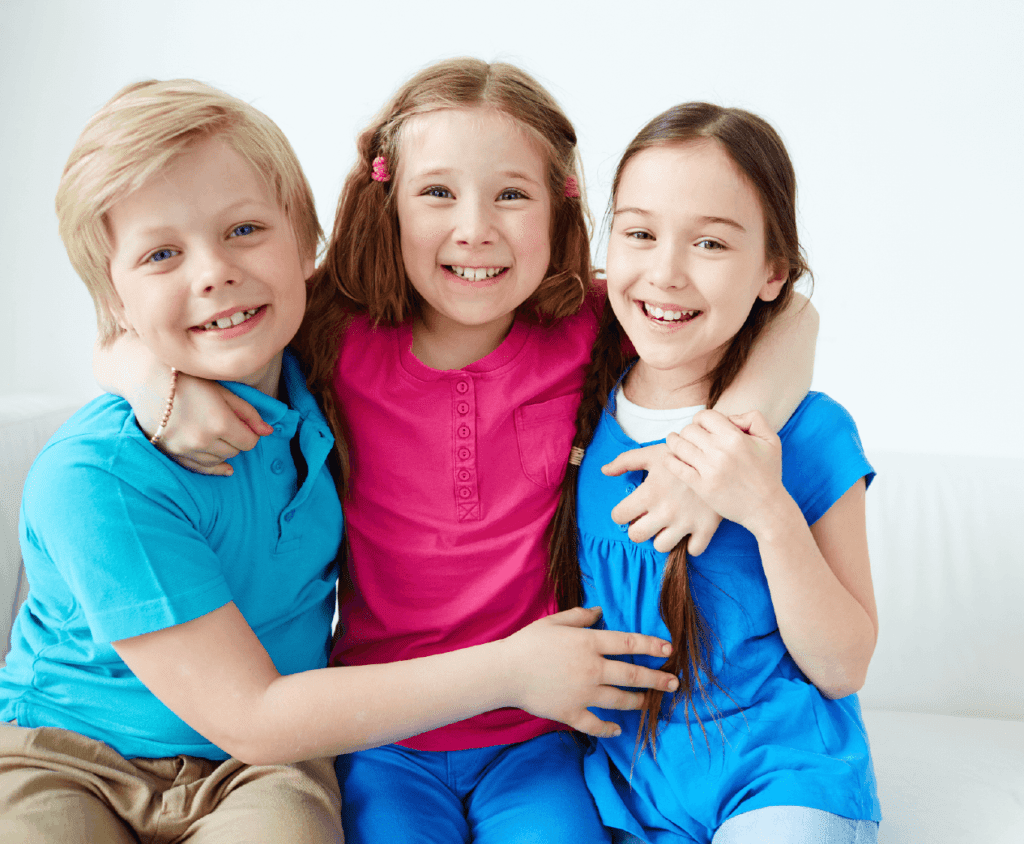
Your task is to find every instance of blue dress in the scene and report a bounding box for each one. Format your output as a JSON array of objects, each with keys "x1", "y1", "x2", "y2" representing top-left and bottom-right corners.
[{"x1": 578, "y1": 392, "x2": 881, "y2": 843}]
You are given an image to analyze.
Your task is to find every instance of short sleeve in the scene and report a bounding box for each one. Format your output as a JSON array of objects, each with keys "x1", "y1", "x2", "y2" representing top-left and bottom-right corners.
[
  {"x1": 778, "y1": 393, "x2": 875, "y2": 526},
  {"x1": 22, "y1": 435, "x2": 232, "y2": 643}
]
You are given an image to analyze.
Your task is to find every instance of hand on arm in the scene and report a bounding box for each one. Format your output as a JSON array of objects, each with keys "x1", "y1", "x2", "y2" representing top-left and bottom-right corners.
[
  {"x1": 666, "y1": 409, "x2": 878, "y2": 698},
  {"x1": 713, "y1": 292, "x2": 818, "y2": 430},
  {"x1": 94, "y1": 332, "x2": 271, "y2": 475},
  {"x1": 601, "y1": 444, "x2": 722, "y2": 554},
  {"x1": 112, "y1": 604, "x2": 679, "y2": 765}
]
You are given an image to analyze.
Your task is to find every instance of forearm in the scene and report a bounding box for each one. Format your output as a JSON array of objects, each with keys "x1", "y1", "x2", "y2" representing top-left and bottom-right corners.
[
  {"x1": 94, "y1": 333, "x2": 172, "y2": 434},
  {"x1": 714, "y1": 293, "x2": 818, "y2": 431},
  {"x1": 752, "y1": 496, "x2": 877, "y2": 698},
  {"x1": 243, "y1": 643, "x2": 511, "y2": 764}
]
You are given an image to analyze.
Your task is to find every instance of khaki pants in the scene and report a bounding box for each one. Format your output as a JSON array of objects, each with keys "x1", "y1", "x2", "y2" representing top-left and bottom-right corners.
[{"x1": 0, "y1": 722, "x2": 343, "y2": 843}]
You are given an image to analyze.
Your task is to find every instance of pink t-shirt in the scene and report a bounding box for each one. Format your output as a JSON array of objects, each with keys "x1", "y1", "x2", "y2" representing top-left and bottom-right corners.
[{"x1": 330, "y1": 296, "x2": 601, "y2": 750}]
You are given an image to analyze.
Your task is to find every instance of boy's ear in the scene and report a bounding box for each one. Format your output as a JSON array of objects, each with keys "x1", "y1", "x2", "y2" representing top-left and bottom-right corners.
[{"x1": 757, "y1": 260, "x2": 788, "y2": 302}]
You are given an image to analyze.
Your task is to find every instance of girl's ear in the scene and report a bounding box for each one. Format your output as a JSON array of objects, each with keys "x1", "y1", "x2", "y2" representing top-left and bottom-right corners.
[{"x1": 757, "y1": 259, "x2": 788, "y2": 302}]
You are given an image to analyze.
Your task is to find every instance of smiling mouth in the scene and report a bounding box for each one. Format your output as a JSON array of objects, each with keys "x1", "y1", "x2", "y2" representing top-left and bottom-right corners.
[
  {"x1": 641, "y1": 301, "x2": 701, "y2": 323},
  {"x1": 445, "y1": 265, "x2": 509, "y2": 281},
  {"x1": 195, "y1": 306, "x2": 263, "y2": 331}
]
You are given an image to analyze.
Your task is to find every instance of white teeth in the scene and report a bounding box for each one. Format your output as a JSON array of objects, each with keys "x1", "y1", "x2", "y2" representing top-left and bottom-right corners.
[
  {"x1": 450, "y1": 266, "x2": 505, "y2": 281},
  {"x1": 201, "y1": 308, "x2": 258, "y2": 331},
  {"x1": 643, "y1": 302, "x2": 696, "y2": 322}
]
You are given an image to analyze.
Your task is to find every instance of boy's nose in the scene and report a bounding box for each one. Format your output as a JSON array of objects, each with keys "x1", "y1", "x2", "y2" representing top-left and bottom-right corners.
[{"x1": 193, "y1": 249, "x2": 240, "y2": 293}]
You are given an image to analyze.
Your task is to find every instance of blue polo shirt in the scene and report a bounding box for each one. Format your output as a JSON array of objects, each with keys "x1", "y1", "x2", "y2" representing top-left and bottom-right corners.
[{"x1": 0, "y1": 350, "x2": 343, "y2": 760}]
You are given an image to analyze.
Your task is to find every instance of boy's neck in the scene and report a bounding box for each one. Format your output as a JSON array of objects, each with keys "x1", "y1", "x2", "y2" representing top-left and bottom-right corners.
[{"x1": 236, "y1": 351, "x2": 286, "y2": 400}]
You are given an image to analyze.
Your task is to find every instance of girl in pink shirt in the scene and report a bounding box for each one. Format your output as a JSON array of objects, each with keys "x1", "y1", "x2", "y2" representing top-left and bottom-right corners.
[{"x1": 99, "y1": 59, "x2": 816, "y2": 842}]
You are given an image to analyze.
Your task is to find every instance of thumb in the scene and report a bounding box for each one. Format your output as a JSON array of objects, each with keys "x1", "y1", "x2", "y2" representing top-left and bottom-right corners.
[
  {"x1": 728, "y1": 410, "x2": 772, "y2": 439},
  {"x1": 549, "y1": 606, "x2": 602, "y2": 628}
]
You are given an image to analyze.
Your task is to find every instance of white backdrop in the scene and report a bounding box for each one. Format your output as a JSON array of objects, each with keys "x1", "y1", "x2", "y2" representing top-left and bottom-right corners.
[{"x1": 1, "y1": 0, "x2": 1021, "y2": 457}]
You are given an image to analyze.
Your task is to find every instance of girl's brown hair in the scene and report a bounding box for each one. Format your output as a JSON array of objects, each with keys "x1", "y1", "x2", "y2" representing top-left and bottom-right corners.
[
  {"x1": 547, "y1": 102, "x2": 811, "y2": 754},
  {"x1": 296, "y1": 58, "x2": 593, "y2": 492}
]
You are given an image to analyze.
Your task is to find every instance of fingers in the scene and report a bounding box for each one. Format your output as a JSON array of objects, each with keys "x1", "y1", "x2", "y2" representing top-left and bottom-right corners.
[
  {"x1": 602, "y1": 660, "x2": 679, "y2": 694},
  {"x1": 569, "y1": 711, "x2": 625, "y2": 739},
  {"x1": 594, "y1": 629, "x2": 672, "y2": 660},
  {"x1": 600, "y1": 444, "x2": 657, "y2": 477},
  {"x1": 177, "y1": 456, "x2": 234, "y2": 477},
  {"x1": 222, "y1": 389, "x2": 274, "y2": 438}
]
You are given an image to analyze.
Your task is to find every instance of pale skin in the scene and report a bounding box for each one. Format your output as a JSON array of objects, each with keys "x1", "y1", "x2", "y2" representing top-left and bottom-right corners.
[
  {"x1": 603, "y1": 139, "x2": 877, "y2": 698},
  {"x1": 93, "y1": 136, "x2": 683, "y2": 767}
]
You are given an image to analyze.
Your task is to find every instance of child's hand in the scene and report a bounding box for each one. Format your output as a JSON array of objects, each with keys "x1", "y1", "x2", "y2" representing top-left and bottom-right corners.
[
  {"x1": 602, "y1": 443, "x2": 723, "y2": 554},
  {"x1": 665, "y1": 409, "x2": 786, "y2": 533},
  {"x1": 502, "y1": 606, "x2": 679, "y2": 738},
  {"x1": 153, "y1": 373, "x2": 272, "y2": 476}
]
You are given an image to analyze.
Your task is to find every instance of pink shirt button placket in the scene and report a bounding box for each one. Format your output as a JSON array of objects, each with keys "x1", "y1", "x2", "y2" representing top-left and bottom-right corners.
[{"x1": 453, "y1": 377, "x2": 481, "y2": 521}]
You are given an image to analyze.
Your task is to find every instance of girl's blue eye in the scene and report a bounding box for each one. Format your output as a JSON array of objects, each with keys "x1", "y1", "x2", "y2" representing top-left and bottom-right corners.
[
  {"x1": 231, "y1": 223, "x2": 257, "y2": 237},
  {"x1": 498, "y1": 189, "x2": 526, "y2": 201},
  {"x1": 147, "y1": 249, "x2": 177, "y2": 263},
  {"x1": 425, "y1": 186, "x2": 453, "y2": 199}
]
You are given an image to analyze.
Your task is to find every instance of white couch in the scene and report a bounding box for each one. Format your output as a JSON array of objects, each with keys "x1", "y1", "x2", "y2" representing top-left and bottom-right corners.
[{"x1": 3, "y1": 394, "x2": 1024, "y2": 841}]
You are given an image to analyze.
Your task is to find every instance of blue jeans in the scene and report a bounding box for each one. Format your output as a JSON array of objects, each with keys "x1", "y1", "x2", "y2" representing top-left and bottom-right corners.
[
  {"x1": 336, "y1": 731, "x2": 610, "y2": 843},
  {"x1": 612, "y1": 806, "x2": 879, "y2": 844}
]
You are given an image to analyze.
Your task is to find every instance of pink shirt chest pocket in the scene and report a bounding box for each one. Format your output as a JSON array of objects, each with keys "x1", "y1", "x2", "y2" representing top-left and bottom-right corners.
[{"x1": 514, "y1": 393, "x2": 580, "y2": 489}]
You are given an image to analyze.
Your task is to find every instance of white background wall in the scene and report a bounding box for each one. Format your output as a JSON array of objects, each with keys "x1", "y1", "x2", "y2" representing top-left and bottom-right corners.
[{"x1": 1, "y1": 0, "x2": 1021, "y2": 457}]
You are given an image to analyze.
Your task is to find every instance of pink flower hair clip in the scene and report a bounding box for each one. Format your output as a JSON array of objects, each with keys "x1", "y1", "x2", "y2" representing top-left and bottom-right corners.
[
  {"x1": 564, "y1": 176, "x2": 581, "y2": 198},
  {"x1": 371, "y1": 156, "x2": 391, "y2": 183}
]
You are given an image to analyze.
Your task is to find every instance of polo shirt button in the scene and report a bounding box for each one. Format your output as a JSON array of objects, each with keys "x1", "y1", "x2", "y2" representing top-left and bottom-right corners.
[
  {"x1": 457, "y1": 469, "x2": 471, "y2": 481},
  {"x1": 458, "y1": 447, "x2": 471, "y2": 460},
  {"x1": 270, "y1": 459, "x2": 285, "y2": 474},
  {"x1": 625, "y1": 483, "x2": 637, "y2": 494},
  {"x1": 618, "y1": 521, "x2": 629, "y2": 533},
  {"x1": 455, "y1": 380, "x2": 470, "y2": 394},
  {"x1": 273, "y1": 425, "x2": 283, "y2": 435},
  {"x1": 458, "y1": 487, "x2": 472, "y2": 499},
  {"x1": 456, "y1": 401, "x2": 470, "y2": 415},
  {"x1": 458, "y1": 425, "x2": 471, "y2": 438},
  {"x1": 284, "y1": 511, "x2": 295, "y2": 522}
]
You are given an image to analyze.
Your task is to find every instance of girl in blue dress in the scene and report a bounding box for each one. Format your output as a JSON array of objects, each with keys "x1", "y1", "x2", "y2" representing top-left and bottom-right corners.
[{"x1": 547, "y1": 103, "x2": 881, "y2": 843}]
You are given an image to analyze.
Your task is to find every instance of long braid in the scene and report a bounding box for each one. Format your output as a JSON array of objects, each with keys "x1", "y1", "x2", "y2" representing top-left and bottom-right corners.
[{"x1": 547, "y1": 298, "x2": 628, "y2": 611}]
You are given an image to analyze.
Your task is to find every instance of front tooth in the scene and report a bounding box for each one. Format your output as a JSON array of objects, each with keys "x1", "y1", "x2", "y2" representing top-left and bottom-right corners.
[
  {"x1": 215, "y1": 317, "x2": 233, "y2": 329},
  {"x1": 453, "y1": 266, "x2": 464, "y2": 276},
  {"x1": 653, "y1": 307, "x2": 665, "y2": 318},
  {"x1": 229, "y1": 311, "x2": 247, "y2": 326}
]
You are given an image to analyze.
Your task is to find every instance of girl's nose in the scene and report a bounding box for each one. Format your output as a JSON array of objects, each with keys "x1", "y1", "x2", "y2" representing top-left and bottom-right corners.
[
  {"x1": 453, "y1": 195, "x2": 495, "y2": 246},
  {"x1": 648, "y1": 242, "x2": 688, "y2": 290}
]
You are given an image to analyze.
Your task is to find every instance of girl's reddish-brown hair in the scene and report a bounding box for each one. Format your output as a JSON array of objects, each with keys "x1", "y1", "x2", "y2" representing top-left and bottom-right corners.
[
  {"x1": 547, "y1": 102, "x2": 811, "y2": 755},
  {"x1": 295, "y1": 58, "x2": 593, "y2": 492}
]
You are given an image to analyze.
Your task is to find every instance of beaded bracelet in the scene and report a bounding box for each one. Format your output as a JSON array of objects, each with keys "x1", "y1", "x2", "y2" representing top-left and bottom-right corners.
[{"x1": 149, "y1": 367, "x2": 178, "y2": 445}]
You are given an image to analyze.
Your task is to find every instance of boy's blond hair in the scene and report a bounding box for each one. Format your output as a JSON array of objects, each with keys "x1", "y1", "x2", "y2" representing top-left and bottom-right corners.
[{"x1": 56, "y1": 79, "x2": 322, "y2": 343}]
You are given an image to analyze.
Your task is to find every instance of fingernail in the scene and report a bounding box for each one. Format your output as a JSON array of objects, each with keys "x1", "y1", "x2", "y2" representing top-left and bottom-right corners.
[
  {"x1": 667, "y1": 678, "x2": 679, "y2": 692},
  {"x1": 662, "y1": 643, "x2": 672, "y2": 655},
  {"x1": 609, "y1": 727, "x2": 621, "y2": 738}
]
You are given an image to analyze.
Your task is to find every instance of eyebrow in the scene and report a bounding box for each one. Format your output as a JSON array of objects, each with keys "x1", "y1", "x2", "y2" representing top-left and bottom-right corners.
[
  {"x1": 613, "y1": 207, "x2": 747, "y2": 233},
  {"x1": 411, "y1": 168, "x2": 543, "y2": 186}
]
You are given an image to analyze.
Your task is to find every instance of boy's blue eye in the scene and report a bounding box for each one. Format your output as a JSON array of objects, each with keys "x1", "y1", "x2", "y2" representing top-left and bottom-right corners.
[
  {"x1": 231, "y1": 223, "x2": 257, "y2": 237},
  {"x1": 147, "y1": 249, "x2": 177, "y2": 263},
  {"x1": 498, "y1": 189, "x2": 526, "y2": 201},
  {"x1": 425, "y1": 186, "x2": 453, "y2": 199}
]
